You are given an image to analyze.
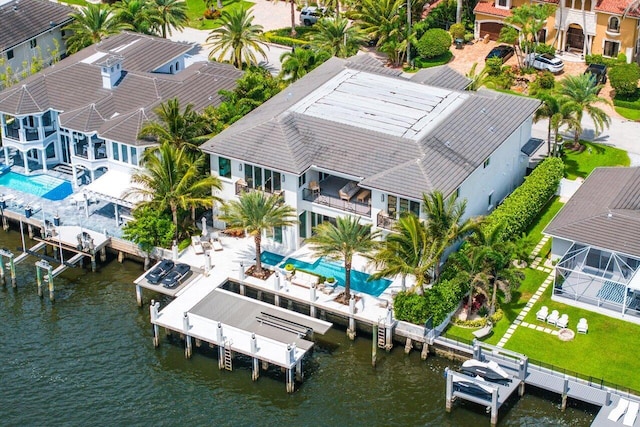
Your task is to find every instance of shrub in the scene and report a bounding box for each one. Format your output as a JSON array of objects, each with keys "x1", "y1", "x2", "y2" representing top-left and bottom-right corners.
[
  {"x1": 284, "y1": 263, "x2": 295, "y2": 272},
  {"x1": 585, "y1": 54, "x2": 625, "y2": 68},
  {"x1": 485, "y1": 56, "x2": 503, "y2": 77},
  {"x1": 449, "y1": 23, "x2": 465, "y2": 40},
  {"x1": 416, "y1": 28, "x2": 452, "y2": 59},
  {"x1": 613, "y1": 95, "x2": 640, "y2": 109},
  {"x1": 464, "y1": 32, "x2": 474, "y2": 43},
  {"x1": 394, "y1": 292, "x2": 429, "y2": 325},
  {"x1": 203, "y1": 8, "x2": 221, "y2": 19},
  {"x1": 609, "y1": 63, "x2": 640, "y2": 97},
  {"x1": 413, "y1": 51, "x2": 453, "y2": 68},
  {"x1": 536, "y1": 70, "x2": 556, "y2": 89},
  {"x1": 264, "y1": 32, "x2": 311, "y2": 48},
  {"x1": 484, "y1": 157, "x2": 564, "y2": 241},
  {"x1": 326, "y1": 277, "x2": 335, "y2": 283}
]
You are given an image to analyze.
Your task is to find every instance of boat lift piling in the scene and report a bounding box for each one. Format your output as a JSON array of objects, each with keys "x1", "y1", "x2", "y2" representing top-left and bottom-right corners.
[{"x1": 0, "y1": 248, "x2": 16, "y2": 287}]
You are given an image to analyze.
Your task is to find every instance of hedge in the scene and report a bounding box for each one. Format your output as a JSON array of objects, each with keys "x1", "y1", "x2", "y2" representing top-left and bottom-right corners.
[
  {"x1": 609, "y1": 63, "x2": 640, "y2": 98},
  {"x1": 484, "y1": 157, "x2": 564, "y2": 241},
  {"x1": 264, "y1": 33, "x2": 312, "y2": 48},
  {"x1": 613, "y1": 96, "x2": 640, "y2": 109},
  {"x1": 394, "y1": 276, "x2": 466, "y2": 326}
]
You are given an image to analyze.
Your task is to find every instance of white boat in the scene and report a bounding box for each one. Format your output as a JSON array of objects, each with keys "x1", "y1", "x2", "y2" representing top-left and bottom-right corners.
[{"x1": 461, "y1": 359, "x2": 510, "y2": 381}]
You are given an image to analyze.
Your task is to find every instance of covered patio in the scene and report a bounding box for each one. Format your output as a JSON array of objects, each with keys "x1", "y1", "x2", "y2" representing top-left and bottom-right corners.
[{"x1": 82, "y1": 169, "x2": 145, "y2": 225}]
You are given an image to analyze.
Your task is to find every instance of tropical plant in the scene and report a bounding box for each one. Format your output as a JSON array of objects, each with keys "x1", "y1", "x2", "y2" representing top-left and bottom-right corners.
[
  {"x1": 128, "y1": 141, "x2": 222, "y2": 239},
  {"x1": 123, "y1": 205, "x2": 175, "y2": 252},
  {"x1": 465, "y1": 62, "x2": 488, "y2": 91},
  {"x1": 534, "y1": 92, "x2": 566, "y2": 155},
  {"x1": 271, "y1": 0, "x2": 298, "y2": 36},
  {"x1": 64, "y1": 4, "x2": 132, "y2": 54},
  {"x1": 152, "y1": 0, "x2": 188, "y2": 38},
  {"x1": 450, "y1": 246, "x2": 490, "y2": 319},
  {"x1": 139, "y1": 98, "x2": 211, "y2": 154},
  {"x1": 207, "y1": 8, "x2": 268, "y2": 69},
  {"x1": 559, "y1": 73, "x2": 612, "y2": 147},
  {"x1": 307, "y1": 216, "x2": 380, "y2": 302},
  {"x1": 504, "y1": 4, "x2": 556, "y2": 57},
  {"x1": 307, "y1": 17, "x2": 365, "y2": 58},
  {"x1": 353, "y1": 0, "x2": 404, "y2": 50},
  {"x1": 113, "y1": 0, "x2": 161, "y2": 34},
  {"x1": 609, "y1": 63, "x2": 640, "y2": 97},
  {"x1": 279, "y1": 47, "x2": 331, "y2": 82},
  {"x1": 219, "y1": 191, "x2": 297, "y2": 277}
]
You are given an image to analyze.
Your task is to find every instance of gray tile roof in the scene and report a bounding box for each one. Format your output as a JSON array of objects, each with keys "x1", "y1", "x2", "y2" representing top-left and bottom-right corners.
[
  {"x1": 544, "y1": 167, "x2": 640, "y2": 258},
  {"x1": 0, "y1": 0, "x2": 74, "y2": 52},
  {"x1": 0, "y1": 32, "x2": 242, "y2": 145},
  {"x1": 410, "y1": 65, "x2": 472, "y2": 91},
  {"x1": 202, "y1": 56, "x2": 540, "y2": 200}
]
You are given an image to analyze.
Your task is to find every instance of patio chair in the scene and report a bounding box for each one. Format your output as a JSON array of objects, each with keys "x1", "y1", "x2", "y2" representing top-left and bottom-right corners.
[
  {"x1": 556, "y1": 314, "x2": 569, "y2": 329},
  {"x1": 577, "y1": 318, "x2": 588, "y2": 334},
  {"x1": 609, "y1": 398, "x2": 629, "y2": 422},
  {"x1": 191, "y1": 235, "x2": 204, "y2": 255},
  {"x1": 309, "y1": 180, "x2": 320, "y2": 195},
  {"x1": 536, "y1": 306, "x2": 549, "y2": 322},
  {"x1": 546, "y1": 310, "x2": 559, "y2": 326},
  {"x1": 624, "y1": 401, "x2": 639, "y2": 426}
]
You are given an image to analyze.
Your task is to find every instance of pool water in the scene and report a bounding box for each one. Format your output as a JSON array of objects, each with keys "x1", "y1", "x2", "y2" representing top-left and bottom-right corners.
[
  {"x1": 260, "y1": 251, "x2": 285, "y2": 267},
  {"x1": 0, "y1": 172, "x2": 73, "y2": 200},
  {"x1": 280, "y1": 257, "x2": 392, "y2": 297}
]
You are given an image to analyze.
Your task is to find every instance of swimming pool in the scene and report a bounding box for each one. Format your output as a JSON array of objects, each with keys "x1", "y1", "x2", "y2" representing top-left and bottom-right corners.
[
  {"x1": 260, "y1": 251, "x2": 285, "y2": 267},
  {"x1": 280, "y1": 257, "x2": 392, "y2": 297},
  {"x1": 0, "y1": 172, "x2": 73, "y2": 200}
]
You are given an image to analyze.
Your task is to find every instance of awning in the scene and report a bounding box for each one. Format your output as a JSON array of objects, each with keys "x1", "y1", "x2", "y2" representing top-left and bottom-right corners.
[
  {"x1": 83, "y1": 169, "x2": 147, "y2": 208},
  {"x1": 521, "y1": 138, "x2": 545, "y2": 156}
]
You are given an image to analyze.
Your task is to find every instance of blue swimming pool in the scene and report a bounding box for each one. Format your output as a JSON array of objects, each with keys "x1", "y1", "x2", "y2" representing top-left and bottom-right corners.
[
  {"x1": 280, "y1": 257, "x2": 392, "y2": 297},
  {"x1": 0, "y1": 172, "x2": 73, "y2": 200},
  {"x1": 260, "y1": 251, "x2": 285, "y2": 267}
]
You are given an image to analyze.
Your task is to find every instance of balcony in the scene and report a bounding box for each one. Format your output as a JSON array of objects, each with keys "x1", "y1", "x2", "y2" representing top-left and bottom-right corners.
[
  {"x1": 377, "y1": 211, "x2": 397, "y2": 230},
  {"x1": 3, "y1": 126, "x2": 19, "y2": 140},
  {"x1": 25, "y1": 129, "x2": 39, "y2": 141},
  {"x1": 235, "y1": 179, "x2": 283, "y2": 200},
  {"x1": 555, "y1": 8, "x2": 596, "y2": 35}
]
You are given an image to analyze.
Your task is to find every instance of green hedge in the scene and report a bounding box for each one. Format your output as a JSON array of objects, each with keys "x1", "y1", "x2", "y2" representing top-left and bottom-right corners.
[
  {"x1": 394, "y1": 292, "x2": 429, "y2": 324},
  {"x1": 264, "y1": 33, "x2": 311, "y2": 48},
  {"x1": 394, "y1": 276, "x2": 466, "y2": 326},
  {"x1": 613, "y1": 95, "x2": 640, "y2": 109},
  {"x1": 484, "y1": 157, "x2": 564, "y2": 241}
]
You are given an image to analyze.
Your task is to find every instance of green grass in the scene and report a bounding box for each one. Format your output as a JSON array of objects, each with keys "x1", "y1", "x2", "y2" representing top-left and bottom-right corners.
[
  {"x1": 521, "y1": 196, "x2": 564, "y2": 254},
  {"x1": 413, "y1": 52, "x2": 453, "y2": 69},
  {"x1": 186, "y1": 0, "x2": 253, "y2": 30},
  {"x1": 615, "y1": 106, "x2": 640, "y2": 121},
  {"x1": 562, "y1": 141, "x2": 630, "y2": 180},
  {"x1": 58, "y1": 0, "x2": 87, "y2": 6},
  {"x1": 507, "y1": 284, "x2": 640, "y2": 393}
]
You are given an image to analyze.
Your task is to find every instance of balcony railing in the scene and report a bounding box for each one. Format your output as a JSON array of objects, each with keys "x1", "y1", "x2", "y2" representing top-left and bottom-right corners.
[
  {"x1": 25, "y1": 129, "x2": 39, "y2": 141},
  {"x1": 302, "y1": 188, "x2": 371, "y2": 216},
  {"x1": 4, "y1": 126, "x2": 19, "y2": 139},
  {"x1": 376, "y1": 211, "x2": 397, "y2": 230},
  {"x1": 235, "y1": 179, "x2": 283, "y2": 201}
]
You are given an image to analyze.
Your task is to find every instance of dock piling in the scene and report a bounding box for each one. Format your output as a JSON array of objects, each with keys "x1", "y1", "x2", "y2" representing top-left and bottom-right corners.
[
  {"x1": 217, "y1": 322, "x2": 225, "y2": 370},
  {"x1": 183, "y1": 312, "x2": 192, "y2": 359},
  {"x1": 385, "y1": 307, "x2": 394, "y2": 351},
  {"x1": 0, "y1": 248, "x2": 18, "y2": 287},
  {"x1": 421, "y1": 343, "x2": 429, "y2": 360},
  {"x1": 561, "y1": 378, "x2": 569, "y2": 411},
  {"x1": 309, "y1": 284, "x2": 316, "y2": 318},
  {"x1": 347, "y1": 294, "x2": 356, "y2": 340},
  {"x1": 251, "y1": 334, "x2": 259, "y2": 381},
  {"x1": 36, "y1": 261, "x2": 43, "y2": 297},
  {"x1": 46, "y1": 264, "x2": 54, "y2": 302},
  {"x1": 404, "y1": 338, "x2": 413, "y2": 354},
  {"x1": 490, "y1": 387, "x2": 499, "y2": 426},
  {"x1": 371, "y1": 324, "x2": 377, "y2": 367},
  {"x1": 150, "y1": 300, "x2": 160, "y2": 347},
  {"x1": 136, "y1": 284, "x2": 143, "y2": 307},
  {"x1": 295, "y1": 359, "x2": 303, "y2": 381},
  {"x1": 445, "y1": 368, "x2": 453, "y2": 413}
]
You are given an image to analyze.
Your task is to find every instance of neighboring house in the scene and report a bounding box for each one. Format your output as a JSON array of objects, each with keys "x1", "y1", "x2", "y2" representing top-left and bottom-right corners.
[
  {"x1": 0, "y1": 0, "x2": 74, "y2": 88},
  {"x1": 201, "y1": 56, "x2": 542, "y2": 251},
  {"x1": 474, "y1": 0, "x2": 640, "y2": 61},
  {"x1": 0, "y1": 31, "x2": 242, "y2": 213},
  {"x1": 545, "y1": 167, "x2": 640, "y2": 323}
]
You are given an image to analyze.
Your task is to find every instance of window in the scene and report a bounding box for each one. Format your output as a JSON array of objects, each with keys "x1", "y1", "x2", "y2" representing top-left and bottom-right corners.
[
  {"x1": 298, "y1": 173, "x2": 306, "y2": 187},
  {"x1": 121, "y1": 145, "x2": 128, "y2": 163},
  {"x1": 299, "y1": 212, "x2": 307, "y2": 239},
  {"x1": 30, "y1": 39, "x2": 37, "y2": 49},
  {"x1": 603, "y1": 40, "x2": 620, "y2": 57},
  {"x1": 488, "y1": 191, "x2": 494, "y2": 209},
  {"x1": 483, "y1": 157, "x2": 491, "y2": 168},
  {"x1": 273, "y1": 226, "x2": 283, "y2": 243},
  {"x1": 218, "y1": 157, "x2": 231, "y2": 178},
  {"x1": 6, "y1": 49, "x2": 14, "y2": 60},
  {"x1": 244, "y1": 164, "x2": 254, "y2": 187},
  {"x1": 497, "y1": 0, "x2": 508, "y2": 7},
  {"x1": 112, "y1": 142, "x2": 119, "y2": 161},
  {"x1": 608, "y1": 17, "x2": 620, "y2": 33},
  {"x1": 130, "y1": 146, "x2": 137, "y2": 166},
  {"x1": 176, "y1": 62, "x2": 180, "y2": 71},
  {"x1": 388, "y1": 196, "x2": 419, "y2": 218},
  {"x1": 241, "y1": 164, "x2": 282, "y2": 192}
]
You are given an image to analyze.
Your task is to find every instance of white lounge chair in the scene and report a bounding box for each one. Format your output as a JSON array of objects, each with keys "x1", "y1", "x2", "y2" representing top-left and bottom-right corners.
[
  {"x1": 210, "y1": 233, "x2": 223, "y2": 251},
  {"x1": 556, "y1": 314, "x2": 569, "y2": 329},
  {"x1": 546, "y1": 310, "x2": 559, "y2": 325},
  {"x1": 624, "y1": 401, "x2": 639, "y2": 426},
  {"x1": 191, "y1": 236, "x2": 204, "y2": 255},
  {"x1": 577, "y1": 318, "x2": 588, "y2": 334},
  {"x1": 536, "y1": 306, "x2": 549, "y2": 322},
  {"x1": 609, "y1": 398, "x2": 629, "y2": 422}
]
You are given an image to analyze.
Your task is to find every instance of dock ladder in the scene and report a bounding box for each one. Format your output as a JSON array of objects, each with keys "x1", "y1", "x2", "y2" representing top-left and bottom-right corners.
[
  {"x1": 377, "y1": 319, "x2": 387, "y2": 349},
  {"x1": 223, "y1": 340, "x2": 233, "y2": 371}
]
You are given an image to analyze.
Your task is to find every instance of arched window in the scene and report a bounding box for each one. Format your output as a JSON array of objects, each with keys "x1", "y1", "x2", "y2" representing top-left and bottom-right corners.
[
  {"x1": 608, "y1": 16, "x2": 620, "y2": 32},
  {"x1": 175, "y1": 61, "x2": 180, "y2": 71},
  {"x1": 170, "y1": 65, "x2": 174, "y2": 73}
]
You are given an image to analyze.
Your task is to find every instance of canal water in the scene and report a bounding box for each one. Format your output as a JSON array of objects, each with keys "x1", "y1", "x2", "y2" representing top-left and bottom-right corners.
[{"x1": 0, "y1": 231, "x2": 597, "y2": 426}]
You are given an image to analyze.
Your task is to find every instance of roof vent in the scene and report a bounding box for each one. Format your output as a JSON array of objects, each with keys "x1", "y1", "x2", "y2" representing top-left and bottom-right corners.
[
  {"x1": 489, "y1": 126, "x2": 495, "y2": 133},
  {"x1": 444, "y1": 141, "x2": 451, "y2": 148},
  {"x1": 481, "y1": 108, "x2": 486, "y2": 114}
]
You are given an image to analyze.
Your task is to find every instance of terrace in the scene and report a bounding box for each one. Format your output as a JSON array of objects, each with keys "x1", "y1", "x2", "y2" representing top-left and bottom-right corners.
[{"x1": 301, "y1": 175, "x2": 371, "y2": 217}]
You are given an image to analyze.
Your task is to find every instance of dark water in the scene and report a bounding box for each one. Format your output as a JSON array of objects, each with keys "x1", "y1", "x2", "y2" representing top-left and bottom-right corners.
[{"x1": 0, "y1": 231, "x2": 597, "y2": 426}]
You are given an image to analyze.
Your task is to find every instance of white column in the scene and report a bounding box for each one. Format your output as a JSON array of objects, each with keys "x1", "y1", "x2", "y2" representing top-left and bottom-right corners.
[
  {"x1": 42, "y1": 148, "x2": 48, "y2": 172},
  {"x1": 37, "y1": 115, "x2": 44, "y2": 140},
  {"x1": 71, "y1": 165, "x2": 79, "y2": 190}
]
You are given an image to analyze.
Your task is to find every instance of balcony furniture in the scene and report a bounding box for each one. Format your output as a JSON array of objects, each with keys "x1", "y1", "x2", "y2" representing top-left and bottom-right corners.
[
  {"x1": 309, "y1": 180, "x2": 320, "y2": 195},
  {"x1": 546, "y1": 310, "x2": 559, "y2": 325},
  {"x1": 291, "y1": 271, "x2": 318, "y2": 289},
  {"x1": 577, "y1": 318, "x2": 588, "y2": 334},
  {"x1": 210, "y1": 232, "x2": 223, "y2": 251},
  {"x1": 339, "y1": 181, "x2": 359, "y2": 201},
  {"x1": 97, "y1": 146, "x2": 107, "y2": 157},
  {"x1": 356, "y1": 189, "x2": 371, "y2": 203},
  {"x1": 536, "y1": 306, "x2": 549, "y2": 322},
  {"x1": 472, "y1": 321, "x2": 493, "y2": 339}
]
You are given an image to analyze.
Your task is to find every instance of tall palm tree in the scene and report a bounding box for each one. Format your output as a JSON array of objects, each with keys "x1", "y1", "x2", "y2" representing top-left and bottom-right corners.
[
  {"x1": 278, "y1": 47, "x2": 331, "y2": 82},
  {"x1": 450, "y1": 245, "x2": 490, "y2": 319},
  {"x1": 422, "y1": 191, "x2": 477, "y2": 279},
  {"x1": 207, "y1": 8, "x2": 268, "y2": 69},
  {"x1": 139, "y1": 98, "x2": 211, "y2": 154},
  {"x1": 64, "y1": 4, "x2": 132, "y2": 54},
  {"x1": 271, "y1": 0, "x2": 298, "y2": 37},
  {"x1": 369, "y1": 214, "x2": 439, "y2": 292},
  {"x1": 559, "y1": 73, "x2": 612, "y2": 147},
  {"x1": 354, "y1": 0, "x2": 404, "y2": 49},
  {"x1": 113, "y1": 0, "x2": 161, "y2": 35},
  {"x1": 128, "y1": 142, "x2": 222, "y2": 239},
  {"x1": 534, "y1": 93, "x2": 580, "y2": 157},
  {"x1": 152, "y1": 0, "x2": 188, "y2": 38},
  {"x1": 534, "y1": 92, "x2": 562, "y2": 155},
  {"x1": 307, "y1": 17, "x2": 365, "y2": 58},
  {"x1": 307, "y1": 216, "x2": 380, "y2": 302},
  {"x1": 219, "y1": 192, "x2": 297, "y2": 277}
]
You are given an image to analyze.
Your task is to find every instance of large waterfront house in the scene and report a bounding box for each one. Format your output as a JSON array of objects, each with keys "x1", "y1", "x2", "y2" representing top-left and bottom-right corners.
[
  {"x1": 201, "y1": 56, "x2": 542, "y2": 251},
  {"x1": 545, "y1": 167, "x2": 640, "y2": 323},
  {"x1": 0, "y1": 31, "x2": 242, "y2": 212},
  {"x1": 0, "y1": 0, "x2": 74, "y2": 87},
  {"x1": 474, "y1": 0, "x2": 640, "y2": 61}
]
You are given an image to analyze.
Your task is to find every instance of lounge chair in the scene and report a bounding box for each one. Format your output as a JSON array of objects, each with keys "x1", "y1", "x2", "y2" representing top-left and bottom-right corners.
[
  {"x1": 210, "y1": 232, "x2": 223, "y2": 251},
  {"x1": 624, "y1": 401, "x2": 639, "y2": 426},
  {"x1": 608, "y1": 398, "x2": 629, "y2": 422},
  {"x1": 191, "y1": 235, "x2": 204, "y2": 255},
  {"x1": 472, "y1": 322, "x2": 493, "y2": 340},
  {"x1": 577, "y1": 318, "x2": 588, "y2": 334},
  {"x1": 338, "y1": 181, "x2": 359, "y2": 201},
  {"x1": 556, "y1": 314, "x2": 569, "y2": 329},
  {"x1": 536, "y1": 306, "x2": 549, "y2": 322},
  {"x1": 546, "y1": 310, "x2": 559, "y2": 325}
]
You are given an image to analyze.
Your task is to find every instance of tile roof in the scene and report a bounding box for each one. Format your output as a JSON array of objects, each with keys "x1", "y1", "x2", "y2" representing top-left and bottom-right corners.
[
  {"x1": 544, "y1": 167, "x2": 640, "y2": 258},
  {"x1": 595, "y1": 0, "x2": 640, "y2": 17},
  {"x1": 0, "y1": 32, "x2": 242, "y2": 145},
  {"x1": 201, "y1": 57, "x2": 540, "y2": 200},
  {"x1": 473, "y1": 1, "x2": 512, "y2": 17},
  {"x1": 0, "y1": 0, "x2": 74, "y2": 52},
  {"x1": 410, "y1": 65, "x2": 471, "y2": 91}
]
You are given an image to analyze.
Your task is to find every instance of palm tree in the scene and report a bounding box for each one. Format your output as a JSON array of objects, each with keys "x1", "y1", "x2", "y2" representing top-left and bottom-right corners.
[
  {"x1": 559, "y1": 74, "x2": 612, "y2": 147},
  {"x1": 369, "y1": 214, "x2": 439, "y2": 292},
  {"x1": 353, "y1": 0, "x2": 404, "y2": 50},
  {"x1": 128, "y1": 142, "x2": 222, "y2": 239},
  {"x1": 307, "y1": 216, "x2": 380, "y2": 302},
  {"x1": 207, "y1": 8, "x2": 268, "y2": 69},
  {"x1": 450, "y1": 245, "x2": 490, "y2": 319},
  {"x1": 271, "y1": 0, "x2": 298, "y2": 37},
  {"x1": 465, "y1": 62, "x2": 489, "y2": 91},
  {"x1": 279, "y1": 47, "x2": 331, "y2": 82},
  {"x1": 534, "y1": 92, "x2": 563, "y2": 155},
  {"x1": 422, "y1": 191, "x2": 477, "y2": 279},
  {"x1": 307, "y1": 17, "x2": 364, "y2": 58},
  {"x1": 139, "y1": 98, "x2": 211, "y2": 154},
  {"x1": 152, "y1": 0, "x2": 188, "y2": 38},
  {"x1": 219, "y1": 192, "x2": 297, "y2": 277},
  {"x1": 534, "y1": 93, "x2": 580, "y2": 157},
  {"x1": 113, "y1": 0, "x2": 161, "y2": 34},
  {"x1": 64, "y1": 4, "x2": 132, "y2": 54}
]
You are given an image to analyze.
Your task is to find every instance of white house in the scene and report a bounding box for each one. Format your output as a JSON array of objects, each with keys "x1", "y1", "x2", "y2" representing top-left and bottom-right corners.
[
  {"x1": 545, "y1": 167, "x2": 640, "y2": 323},
  {"x1": 201, "y1": 56, "x2": 542, "y2": 251},
  {"x1": 0, "y1": 0, "x2": 74, "y2": 87}
]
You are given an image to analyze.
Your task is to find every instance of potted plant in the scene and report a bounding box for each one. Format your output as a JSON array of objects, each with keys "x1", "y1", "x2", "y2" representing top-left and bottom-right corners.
[
  {"x1": 284, "y1": 263, "x2": 295, "y2": 278},
  {"x1": 325, "y1": 276, "x2": 336, "y2": 287}
]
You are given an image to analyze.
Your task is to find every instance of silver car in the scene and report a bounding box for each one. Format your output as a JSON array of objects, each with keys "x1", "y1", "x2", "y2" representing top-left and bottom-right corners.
[
  {"x1": 529, "y1": 54, "x2": 564, "y2": 74},
  {"x1": 300, "y1": 6, "x2": 326, "y2": 26}
]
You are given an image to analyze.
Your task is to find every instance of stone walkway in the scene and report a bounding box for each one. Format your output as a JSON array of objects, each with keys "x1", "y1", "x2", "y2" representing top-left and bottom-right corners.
[{"x1": 496, "y1": 235, "x2": 555, "y2": 347}]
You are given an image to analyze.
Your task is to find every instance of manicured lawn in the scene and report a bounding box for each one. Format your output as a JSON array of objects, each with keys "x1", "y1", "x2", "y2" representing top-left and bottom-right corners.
[
  {"x1": 186, "y1": 0, "x2": 253, "y2": 30},
  {"x1": 562, "y1": 141, "x2": 630, "y2": 180},
  {"x1": 413, "y1": 52, "x2": 453, "y2": 69},
  {"x1": 615, "y1": 106, "x2": 640, "y2": 121},
  {"x1": 521, "y1": 196, "x2": 563, "y2": 254},
  {"x1": 58, "y1": 0, "x2": 87, "y2": 6},
  {"x1": 508, "y1": 284, "x2": 640, "y2": 393}
]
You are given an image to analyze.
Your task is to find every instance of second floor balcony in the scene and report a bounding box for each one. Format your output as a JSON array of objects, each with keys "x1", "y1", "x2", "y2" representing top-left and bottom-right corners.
[
  {"x1": 235, "y1": 179, "x2": 284, "y2": 201},
  {"x1": 302, "y1": 176, "x2": 371, "y2": 216},
  {"x1": 376, "y1": 211, "x2": 397, "y2": 230}
]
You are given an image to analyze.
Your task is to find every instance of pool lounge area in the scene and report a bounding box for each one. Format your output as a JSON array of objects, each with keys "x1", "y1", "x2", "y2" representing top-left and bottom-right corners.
[{"x1": 0, "y1": 171, "x2": 73, "y2": 200}]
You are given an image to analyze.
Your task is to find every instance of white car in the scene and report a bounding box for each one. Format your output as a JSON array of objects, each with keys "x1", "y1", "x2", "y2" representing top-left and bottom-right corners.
[
  {"x1": 529, "y1": 53, "x2": 564, "y2": 74},
  {"x1": 300, "y1": 6, "x2": 327, "y2": 26}
]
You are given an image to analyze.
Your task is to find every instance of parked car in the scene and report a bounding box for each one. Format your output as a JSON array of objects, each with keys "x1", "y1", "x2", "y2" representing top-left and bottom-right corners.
[
  {"x1": 528, "y1": 53, "x2": 564, "y2": 73},
  {"x1": 584, "y1": 63, "x2": 607, "y2": 85},
  {"x1": 145, "y1": 259, "x2": 174, "y2": 284},
  {"x1": 485, "y1": 45, "x2": 515, "y2": 63},
  {"x1": 161, "y1": 263, "x2": 191, "y2": 289},
  {"x1": 300, "y1": 6, "x2": 326, "y2": 26}
]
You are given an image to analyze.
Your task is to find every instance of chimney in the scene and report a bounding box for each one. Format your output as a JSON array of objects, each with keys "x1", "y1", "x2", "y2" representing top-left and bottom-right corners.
[{"x1": 98, "y1": 55, "x2": 124, "y2": 90}]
